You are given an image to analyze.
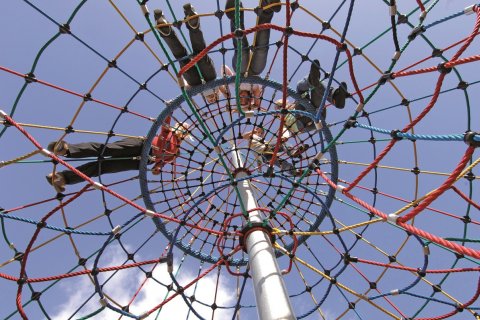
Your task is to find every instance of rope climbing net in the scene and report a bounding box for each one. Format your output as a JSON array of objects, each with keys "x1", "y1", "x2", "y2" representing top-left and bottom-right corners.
[{"x1": 1, "y1": 1, "x2": 480, "y2": 319}]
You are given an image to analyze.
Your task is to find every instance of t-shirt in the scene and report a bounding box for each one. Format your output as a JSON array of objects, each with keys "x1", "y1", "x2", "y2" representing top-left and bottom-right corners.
[{"x1": 151, "y1": 125, "x2": 180, "y2": 168}]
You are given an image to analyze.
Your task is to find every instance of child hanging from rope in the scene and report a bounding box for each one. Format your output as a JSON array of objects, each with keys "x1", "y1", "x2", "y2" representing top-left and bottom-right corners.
[
  {"x1": 274, "y1": 59, "x2": 349, "y2": 137},
  {"x1": 242, "y1": 127, "x2": 307, "y2": 177},
  {"x1": 45, "y1": 118, "x2": 190, "y2": 193},
  {"x1": 154, "y1": 4, "x2": 220, "y2": 103}
]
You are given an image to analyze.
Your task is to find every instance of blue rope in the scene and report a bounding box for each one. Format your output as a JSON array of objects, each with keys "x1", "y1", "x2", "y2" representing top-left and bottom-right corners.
[
  {"x1": 424, "y1": 4, "x2": 480, "y2": 30},
  {"x1": 355, "y1": 123, "x2": 466, "y2": 141}
]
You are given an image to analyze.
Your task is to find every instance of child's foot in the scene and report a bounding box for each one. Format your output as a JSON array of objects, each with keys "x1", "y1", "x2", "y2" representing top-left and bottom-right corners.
[
  {"x1": 332, "y1": 82, "x2": 348, "y2": 109},
  {"x1": 46, "y1": 172, "x2": 66, "y2": 193},
  {"x1": 154, "y1": 9, "x2": 172, "y2": 36},
  {"x1": 308, "y1": 59, "x2": 321, "y2": 88},
  {"x1": 183, "y1": 3, "x2": 200, "y2": 30},
  {"x1": 262, "y1": 0, "x2": 282, "y2": 13},
  {"x1": 47, "y1": 141, "x2": 69, "y2": 156}
]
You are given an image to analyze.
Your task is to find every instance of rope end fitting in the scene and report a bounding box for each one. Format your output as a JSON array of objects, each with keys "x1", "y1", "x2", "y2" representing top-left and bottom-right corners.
[
  {"x1": 336, "y1": 184, "x2": 346, "y2": 193},
  {"x1": 112, "y1": 225, "x2": 121, "y2": 235},
  {"x1": 355, "y1": 102, "x2": 365, "y2": 113},
  {"x1": 245, "y1": 110, "x2": 254, "y2": 118},
  {"x1": 315, "y1": 121, "x2": 323, "y2": 131},
  {"x1": 140, "y1": 2, "x2": 149, "y2": 16},
  {"x1": 40, "y1": 149, "x2": 52, "y2": 157},
  {"x1": 465, "y1": 4, "x2": 476, "y2": 15},
  {"x1": 0, "y1": 110, "x2": 7, "y2": 119},
  {"x1": 419, "y1": 11, "x2": 427, "y2": 21},
  {"x1": 389, "y1": 5, "x2": 397, "y2": 16},
  {"x1": 408, "y1": 26, "x2": 425, "y2": 41},
  {"x1": 167, "y1": 253, "x2": 174, "y2": 273}
]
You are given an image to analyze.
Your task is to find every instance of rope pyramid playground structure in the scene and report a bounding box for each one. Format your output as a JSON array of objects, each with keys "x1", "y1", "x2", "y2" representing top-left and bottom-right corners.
[{"x1": 1, "y1": 0, "x2": 480, "y2": 319}]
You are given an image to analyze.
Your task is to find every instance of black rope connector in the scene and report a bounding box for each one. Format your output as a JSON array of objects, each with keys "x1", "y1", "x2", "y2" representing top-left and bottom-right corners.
[
  {"x1": 378, "y1": 72, "x2": 395, "y2": 85},
  {"x1": 291, "y1": 1, "x2": 300, "y2": 11},
  {"x1": 401, "y1": 98, "x2": 409, "y2": 106},
  {"x1": 408, "y1": 25, "x2": 425, "y2": 41},
  {"x1": 234, "y1": 28, "x2": 245, "y2": 39},
  {"x1": 108, "y1": 60, "x2": 117, "y2": 68},
  {"x1": 17, "y1": 276, "x2": 28, "y2": 285},
  {"x1": 83, "y1": 93, "x2": 93, "y2": 102},
  {"x1": 457, "y1": 81, "x2": 469, "y2": 90},
  {"x1": 65, "y1": 125, "x2": 74, "y2": 134},
  {"x1": 353, "y1": 47, "x2": 362, "y2": 56},
  {"x1": 411, "y1": 167, "x2": 420, "y2": 175},
  {"x1": 322, "y1": 21, "x2": 331, "y2": 30},
  {"x1": 14, "y1": 252, "x2": 24, "y2": 261},
  {"x1": 140, "y1": 82, "x2": 148, "y2": 90},
  {"x1": 343, "y1": 116, "x2": 357, "y2": 129},
  {"x1": 239, "y1": 222, "x2": 274, "y2": 252},
  {"x1": 24, "y1": 72, "x2": 37, "y2": 84},
  {"x1": 284, "y1": 26, "x2": 294, "y2": 36},
  {"x1": 214, "y1": 10, "x2": 224, "y2": 19},
  {"x1": 369, "y1": 282, "x2": 377, "y2": 289},
  {"x1": 31, "y1": 292, "x2": 42, "y2": 301},
  {"x1": 464, "y1": 131, "x2": 480, "y2": 147},
  {"x1": 417, "y1": 268, "x2": 426, "y2": 277},
  {"x1": 337, "y1": 43, "x2": 348, "y2": 52},
  {"x1": 390, "y1": 129, "x2": 403, "y2": 140},
  {"x1": 397, "y1": 14, "x2": 408, "y2": 25},
  {"x1": 432, "y1": 284, "x2": 442, "y2": 292},
  {"x1": 135, "y1": 32, "x2": 144, "y2": 41},
  {"x1": 388, "y1": 255, "x2": 397, "y2": 263},
  {"x1": 431, "y1": 48, "x2": 443, "y2": 57},
  {"x1": 36, "y1": 221, "x2": 47, "y2": 229},
  {"x1": 348, "y1": 302, "x2": 356, "y2": 309},
  {"x1": 59, "y1": 24, "x2": 71, "y2": 34},
  {"x1": 437, "y1": 62, "x2": 452, "y2": 74},
  {"x1": 464, "y1": 171, "x2": 476, "y2": 181}
]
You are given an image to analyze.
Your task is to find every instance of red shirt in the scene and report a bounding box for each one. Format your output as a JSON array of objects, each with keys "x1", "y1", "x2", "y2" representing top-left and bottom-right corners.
[{"x1": 151, "y1": 124, "x2": 181, "y2": 170}]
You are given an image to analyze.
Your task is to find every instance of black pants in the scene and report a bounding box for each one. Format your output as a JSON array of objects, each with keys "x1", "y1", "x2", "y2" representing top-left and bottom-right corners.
[
  {"x1": 160, "y1": 26, "x2": 216, "y2": 85},
  {"x1": 59, "y1": 138, "x2": 143, "y2": 185},
  {"x1": 229, "y1": 3, "x2": 274, "y2": 76}
]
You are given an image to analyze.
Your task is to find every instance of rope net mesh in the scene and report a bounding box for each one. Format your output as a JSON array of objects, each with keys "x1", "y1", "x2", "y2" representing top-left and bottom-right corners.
[{"x1": 0, "y1": 0, "x2": 480, "y2": 319}]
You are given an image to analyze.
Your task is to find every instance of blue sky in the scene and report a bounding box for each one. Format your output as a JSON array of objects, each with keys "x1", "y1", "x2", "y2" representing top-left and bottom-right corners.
[{"x1": 1, "y1": 0, "x2": 480, "y2": 319}]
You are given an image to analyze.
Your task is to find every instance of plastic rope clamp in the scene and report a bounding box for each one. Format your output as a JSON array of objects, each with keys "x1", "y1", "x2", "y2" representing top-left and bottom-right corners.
[
  {"x1": 355, "y1": 103, "x2": 365, "y2": 113},
  {"x1": 40, "y1": 149, "x2": 52, "y2": 157},
  {"x1": 387, "y1": 214, "x2": 398, "y2": 224},
  {"x1": 419, "y1": 11, "x2": 427, "y2": 20},
  {"x1": 465, "y1": 5, "x2": 476, "y2": 15},
  {"x1": 408, "y1": 26, "x2": 425, "y2": 41},
  {"x1": 390, "y1": 289, "x2": 400, "y2": 295},
  {"x1": 315, "y1": 122, "x2": 323, "y2": 130},
  {"x1": 177, "y1": 76, "x2": 186, "y2": 88},
  {"x1": 389, "y1": 5, "x2": 397, "y2": 16},
  {"x1": 167, "y1": 253, "x2": 174, "y2": 273},
  {"x1": 139, "y1": 312, "x2": 149, "y2": 320},
  {"x1": 245, "y1": 110, "x2": 254, "y2": 118},
  {"x1": 112, "y1": 225, "x2": 121, "y2": 234},
  {"x1": 92, "y1": 182, "x2": 103, "y2": 190},
  {"x1": 0, "y1": 110, "x2": 7, "y2": 119},
  {"x1": 423, "y1": 246, "x2": 430, "y2": 255},
  {"x1": 144, "y1": 209, "x2": 155, "y2": 217},
  {"x1": 392, "y1": 51, "x2": 401, "y2": 61},
  {"x1": 336, "y1": 185, "x2": 346, "y2": 193},
  {"x1": 314, "y1": 152, "x2": 324, "y2": 162},
  {"x1": 99, "y1": 298, "x2": 107, "y2": 307}
]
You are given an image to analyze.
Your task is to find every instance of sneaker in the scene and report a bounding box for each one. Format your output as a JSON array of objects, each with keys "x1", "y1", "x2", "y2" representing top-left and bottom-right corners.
[
  {"x1": 225, "y1": 0, "x2": 243, "y2": 20},
  {"x1": 308, "y1": 59, "x2": 321, "y2": 88},
  {"x1": 153, "y1": 9, "x2": 171, "y2": 36},
  {"x1": 262, "y1": 0, "x2": 282, "y2": 13},
  {"x1": 46, "y1": 172, "x2": 66, "y2": 193},
  {"x1": 47, "y1": 141, "x2": 68, "y2": 156},
  {"x1": 183, "y1": 3, "x2": 200, "y2": 30},
  {"x1": 332, "y1": 82, "x2": 348, "y2": 109}
]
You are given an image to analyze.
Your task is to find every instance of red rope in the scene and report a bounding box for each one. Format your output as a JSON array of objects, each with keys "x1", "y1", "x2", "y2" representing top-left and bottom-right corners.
[
  {"x1": 398, "y1": 146, "x2": 475, "y2": 223},
  {"x1": 357, "y1": 258, "x2": 480, "y2": 273},
  {"x1": 451, "y1": 185, "x2": 480, "y2": 211},
  {"x1": 416, "y1": 0, "x2": 426, "y2": 12}
]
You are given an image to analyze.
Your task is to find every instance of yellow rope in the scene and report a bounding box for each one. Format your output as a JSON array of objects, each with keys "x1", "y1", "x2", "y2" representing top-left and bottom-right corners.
[
  {"x1": 392, "y1": 156, "x2": 480, "y2": 215},
  {"x1": 0, "y1": 150, "x2": 41, "y2": 168}
]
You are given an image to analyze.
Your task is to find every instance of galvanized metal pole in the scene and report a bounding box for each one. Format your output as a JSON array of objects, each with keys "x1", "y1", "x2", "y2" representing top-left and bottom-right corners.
[{"x1": 231, "y1": 146, "x2": 295, "y2": 320}]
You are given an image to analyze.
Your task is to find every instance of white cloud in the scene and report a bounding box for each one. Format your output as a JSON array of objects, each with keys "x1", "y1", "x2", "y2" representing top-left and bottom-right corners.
[{"x1": 52, "y1": 247, "x2": 236, "y2": 320}]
